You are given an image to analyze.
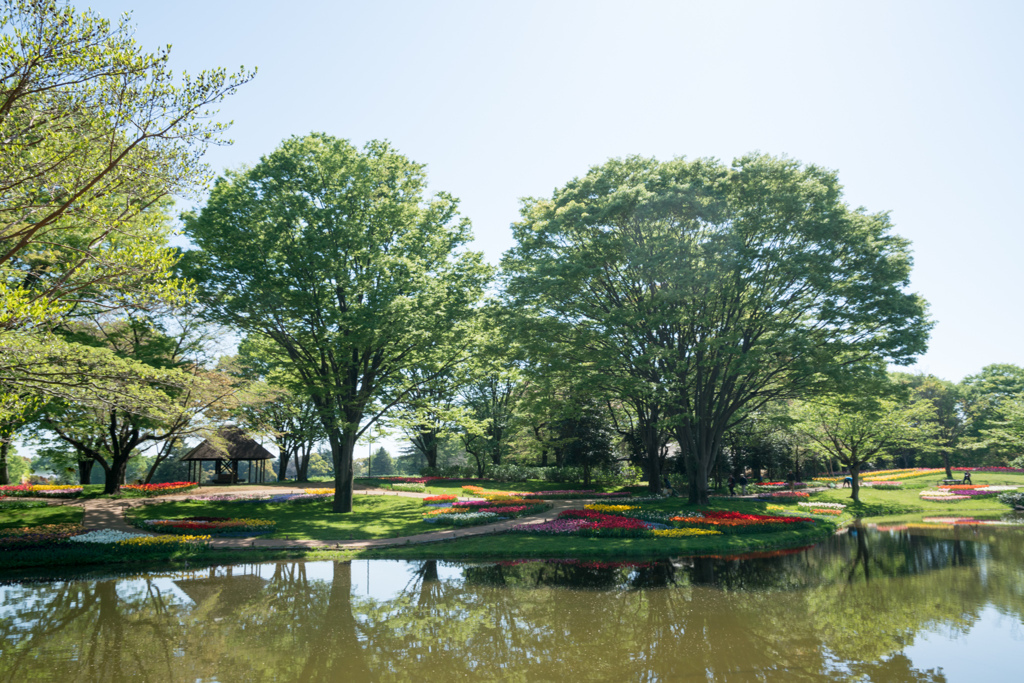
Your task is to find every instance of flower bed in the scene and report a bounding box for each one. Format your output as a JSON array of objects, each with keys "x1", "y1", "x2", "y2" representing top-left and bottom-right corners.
[
  {"x1": 0, "y1": 484, "x2": 82, "y2": 498},
  {"x1": 460, "y1": 485, "x2": 629, "y2": 500},
  {"x1": 136, "y1": 517, "x2": 276, "y2": 536},
  {"x1": 798, "y1": 501, "x2": 846, "y2": 509},
  {"x1": 509, "y1": 508, "x2": 743, "y2": 539},
  {"x1": 423, "y1": 511, "x2": 500, "y2": 526},
  {"x1": 181, "y1": 490, "x2": 332, "y2": 505},
  {"x1": 559, "y1": 509, "x2": 653, "y2": 537},
  {"x1": 955, "y1": 467, "x2": 1024, "y2": 473},
  {"x1": 669, "y1": 510, "x2": 816, "y2": 534},
  {"x1": 651, "y1": 527, "x2": 722, "y2": 538},
  {"x1": 862, "y1": 468, "x2": 943, "y2": 482},
  {"x1": 815, "y1": 468, "x2": 943, "y2": 484},
  {"x1": 423, "y1": 494, "x2": 458, "y2": 504},
  {"x1": 755, "y1": 491, "x2": 810, "y2": 499},
  {"x1": 121, "y1": 481, "x2": 198, "y2": 496},
  {"x1": 583, "y1": 504, "x2": 638, "y2": 513},
  {"x1": 0, "y1": 523, "x2": 87, "y2": 549},
  {"x1": 423, "y1": 501, "x2": 548, "y2": 523},
  {"x1": 71, "y1": 529, "x2": 211, "y2": 552},
  {"x1": 920, "y1": 485, "x2": 1017, "y2": 502},
  {"x1": 751, "y1": 482, "x2": 808, "y2": 492}
]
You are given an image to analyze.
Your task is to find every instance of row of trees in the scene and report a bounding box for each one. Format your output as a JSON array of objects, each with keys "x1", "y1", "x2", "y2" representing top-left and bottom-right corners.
[
  {"x1": 5, "y1": 2, "x2": 1020, "y2": 510},
  {"x1": 171, "y1": 138, "x2": 941, "y2": 509}
]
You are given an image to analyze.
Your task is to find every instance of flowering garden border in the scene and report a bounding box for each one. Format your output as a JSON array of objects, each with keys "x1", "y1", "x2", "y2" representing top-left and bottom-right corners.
[{"x1": 133, "y1": 516, "x2": 277, "y2": 537}]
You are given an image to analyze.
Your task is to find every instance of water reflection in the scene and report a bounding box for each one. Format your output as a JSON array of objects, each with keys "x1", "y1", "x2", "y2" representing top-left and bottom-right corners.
[{"x1": 2, "y1": 525, "x2": 1023, "y2": 682}]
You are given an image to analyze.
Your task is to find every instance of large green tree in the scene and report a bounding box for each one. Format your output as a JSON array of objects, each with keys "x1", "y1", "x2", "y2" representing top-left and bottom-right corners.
[
  {"x1": 0, "y1": 0, "x2": 251, "y2": 421},
  {"x1": 793, "y1": 393, "x2": 934, "y2": 503},
  {"x1": 960, "y1": 364, "x2": 1024, "y2": 463},
  {"x1": 503, "y1": 154, "x2": 931, "y2": 503},
  {"x1": 181, "y1": 133, "x2": 491, "y2": 512}
]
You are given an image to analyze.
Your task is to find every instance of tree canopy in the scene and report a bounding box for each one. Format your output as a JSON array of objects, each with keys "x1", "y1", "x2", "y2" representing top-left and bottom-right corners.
[
  {"x1": 0, "y1": 0, "x2": 252, "y2": 424},
  {"x1": 503, "y1": 153, "x2": 931, "y2": 502},
  {"x1": 181, "y1": 133, "x2": 492, "y2": 511}
]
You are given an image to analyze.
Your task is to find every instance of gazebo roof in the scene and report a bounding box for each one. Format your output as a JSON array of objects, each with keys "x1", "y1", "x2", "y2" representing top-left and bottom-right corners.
[{"x1": 179, "y1": 427, "x2": 275, "y2": 462}]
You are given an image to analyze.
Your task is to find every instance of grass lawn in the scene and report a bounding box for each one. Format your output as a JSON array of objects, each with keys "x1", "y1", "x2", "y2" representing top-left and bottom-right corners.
[
  {"x1": 0, "y1": 505, "x2": 83, "y2": 529},
  {"x1": 357, "y1": 477, "x2": 642, "y2": 496},
  {"x1": 806, "y1": 471, "x2": 1024, "y2": 517},
  {"x1": 127, "y1": 494, "x2": 438, "y2": 540},
  {"x1": 365, "y1": 522, "x2": 838, "y2": 560}
]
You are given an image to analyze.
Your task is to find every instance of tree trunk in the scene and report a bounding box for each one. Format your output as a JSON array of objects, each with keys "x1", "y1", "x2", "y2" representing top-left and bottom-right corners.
[
  {"x1": 685, "y1": 450, "x2": 711, "y2": 505},
  {"x1": 943, "y1": 452, "x2": 952, "y2": 480},
  {"x1": 329, "y1": 427, "x2": 357, "y2": 513},
  {"x1": 104, "y1": 455, "x2": 131, "y2": 495},
  {"x1": 0, "y1": 440, "x2": 9, "y2": 485},
  {"x1": 637, "y1": 420, "x2": 662, "y2": 494},
  {"x1": 849, "y1": 462, "x2": 862, "y2": 504},
  {"x1": 277, "y1": 448, "x2": 292, "y2": 482},
  {"x1": 78, "y1": 459, "x2": 95, "y2": 485},
  {"x1": 144, "y1": 438, "x2": 177, "y2": 484},
  {"x1": 296, "y1": 447, "x2": 310, "y2": 482}
]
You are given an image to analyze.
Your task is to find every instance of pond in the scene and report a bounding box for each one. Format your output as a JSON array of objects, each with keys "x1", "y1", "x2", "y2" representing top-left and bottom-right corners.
[{"x1": 2, "y1": 521, "x2": 1023, "y2": 682}]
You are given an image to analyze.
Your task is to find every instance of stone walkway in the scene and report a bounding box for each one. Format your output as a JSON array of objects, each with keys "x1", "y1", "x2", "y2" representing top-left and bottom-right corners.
[{"x1": 75, "y1": 485, "x2": 585, "y2": 551}]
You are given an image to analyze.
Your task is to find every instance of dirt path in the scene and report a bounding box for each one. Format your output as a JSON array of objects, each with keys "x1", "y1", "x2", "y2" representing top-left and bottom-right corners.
[{"x1": 76, "y1": 485, "x2": 585, "y2": 550}]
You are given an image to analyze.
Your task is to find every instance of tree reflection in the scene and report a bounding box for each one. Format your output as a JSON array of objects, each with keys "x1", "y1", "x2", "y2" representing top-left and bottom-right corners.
[{"x1": 1, "y1": 525, "x2": 1022, "y2": 682}]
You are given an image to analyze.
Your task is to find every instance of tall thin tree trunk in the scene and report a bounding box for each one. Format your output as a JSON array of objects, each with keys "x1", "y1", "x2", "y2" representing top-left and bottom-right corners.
[{"x1": 144, "y1": 438, "x2": 177, "y2": 484}]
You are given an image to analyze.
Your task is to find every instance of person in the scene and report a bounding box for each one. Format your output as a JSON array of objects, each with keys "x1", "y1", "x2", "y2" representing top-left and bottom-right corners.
[
  {"x1": 963, "y1": 471, "x2": 972, "y2": 484},
  {"x1": 738, "y1": 473, "x2": 748, "y2": 495},
  {"x1": 842, "y1": 476, "x2": 853, "y2": 488},
  {"x1": 786, "y1": 471, "x2": 796, "y2": 492},
  {"x1": 728, "y1": 474, "x2": 736, "y2": 496},
  {"x1": 662, "y1": 474, "x2": 675, "y2": 496}
]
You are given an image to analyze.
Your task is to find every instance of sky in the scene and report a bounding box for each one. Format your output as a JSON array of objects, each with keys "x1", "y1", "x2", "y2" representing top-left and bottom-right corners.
[{"x1": 75, "y1": 0, "x2": 1024, "y2": 454}]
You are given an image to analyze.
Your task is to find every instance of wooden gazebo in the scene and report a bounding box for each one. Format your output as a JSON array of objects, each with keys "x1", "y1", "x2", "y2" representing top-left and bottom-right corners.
[{"x1": 179, "y1": 428, "x2": 274, "y2": 485}]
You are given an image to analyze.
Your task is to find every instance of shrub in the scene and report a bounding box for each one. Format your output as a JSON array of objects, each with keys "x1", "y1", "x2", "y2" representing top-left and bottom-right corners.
[
  {"x1": 540, "y1": 465, "x2": 640, "y2": 486},
  {"x1": 485, "y1": 463, "x2": 542, "y2": 482},
  {"x1": 998, "y1": 491, "x2": 1024, "y2": 507},
  {"x1": 419, "y1": 465, "x2": 479, "y2": 479},
  {"x1": 391, "y1": 483, "x2": 427, "y2": 493}
]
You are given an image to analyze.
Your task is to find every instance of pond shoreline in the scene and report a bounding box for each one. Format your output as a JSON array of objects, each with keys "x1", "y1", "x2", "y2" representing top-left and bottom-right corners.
[{"x1": 6, "y1": 472, "x2": 1023, "y2": 580}]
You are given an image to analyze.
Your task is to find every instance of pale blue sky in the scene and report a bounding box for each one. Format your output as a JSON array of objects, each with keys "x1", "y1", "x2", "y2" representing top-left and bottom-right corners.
[{"x1": 90, "y1": 0, "x2": 1024, "y2": 386}]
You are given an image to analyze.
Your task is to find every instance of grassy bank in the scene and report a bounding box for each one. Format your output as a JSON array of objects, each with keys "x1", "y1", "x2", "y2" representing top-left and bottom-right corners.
[
  {"x1": 126, "y1": 494, "x2": 435, "y2": 540},
  {"x1": 0, "y1": 505, "x2": 83, "y2": 529}
]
